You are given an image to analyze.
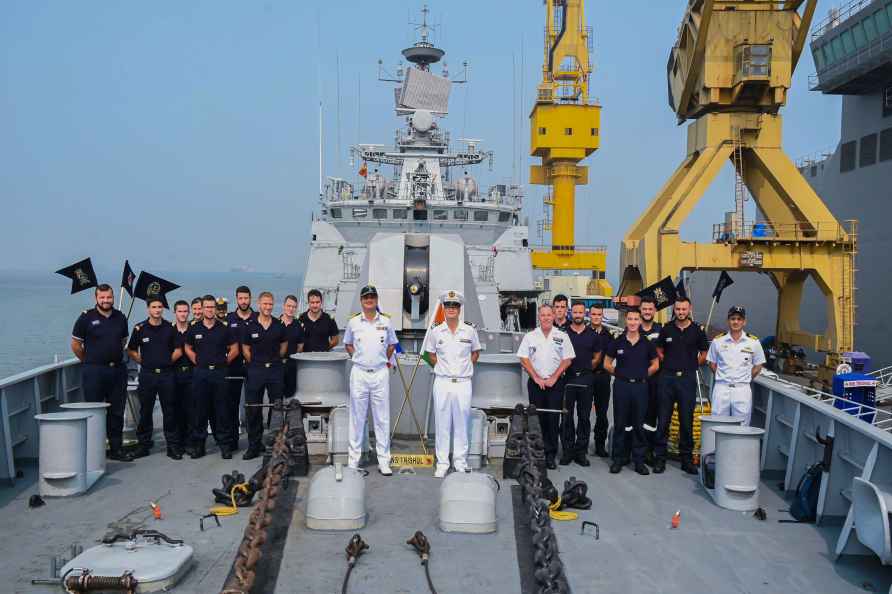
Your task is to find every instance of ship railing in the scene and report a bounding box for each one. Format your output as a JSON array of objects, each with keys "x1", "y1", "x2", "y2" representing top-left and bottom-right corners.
[
  {"x1": 869, "y1": 365, "x2": 892, "y2": 404},
  {"x1": 712, "y1": 220, "x2": 853, "y2": 244},
  {"x1": 527, "y1": 243, "x2": 608, "y2": 254},
  {"x1": 810, "y1": 31, "x2": 892, "y2": 90},
  {"x1": 813, "y1": 0, "x2": 873, "y2": 40},
  {"x1": 0, "y1": 357, "x2": 83, "y2": 486}
]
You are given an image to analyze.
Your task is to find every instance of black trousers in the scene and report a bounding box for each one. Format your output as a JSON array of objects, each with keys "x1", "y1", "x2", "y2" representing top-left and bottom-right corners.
[
  {"x1": 82, "y1": 363, "x2": 127, "y2": 451},
  {"x1": 643, "y1": 372, "x2": 661, "y2": 450},
  {"x1": 612, "y1": 379, "x2": 648, "y2": 465},
  {"x1": 136, "y1": 370, "x2": 177, "y2": 449},
  {"x1": 527, "y1": 378, "x2": 563, "y2": 460},
  {"x1": 283, "y1": 359, "x2": 297, "y2": 400},
  {"x1": 655, "y1": 372, "x2": 697, "y2": 462},
  {"x1": 591, "y1": 372, "x2": 611, "y2": 446},
  {"x1": 172, "y1": 373, "x2": 192, "y2": 449},
  {"x1": 227, "y1": 364, "x2": 246, "y2": 445},
  {"x1": 560, "y1": 371, "x2": 594, "y2": 457},
  {"x1": 245, "y1": 364, "x2": 284, "y2": 450},
  {"x1": 192, "y1": 367, "x2": 233, "y2": 450}
]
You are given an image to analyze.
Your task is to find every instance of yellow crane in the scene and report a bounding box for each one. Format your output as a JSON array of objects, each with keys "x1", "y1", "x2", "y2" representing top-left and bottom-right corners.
[
  {"x1": 530, "y1": 0, "x2": 610, "y2": 294},
  {"x1": 619, "y1": 0, "x2": 857, "y2": 378}
]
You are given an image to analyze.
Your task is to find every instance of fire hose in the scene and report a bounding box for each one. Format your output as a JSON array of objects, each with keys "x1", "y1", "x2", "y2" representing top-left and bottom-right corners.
[
  {"x1": 407, "y1": 531, "x2": 438, "y2": 594},
  {"x1": 341, "y1": 533, "x2": 369, "y2": 594}
]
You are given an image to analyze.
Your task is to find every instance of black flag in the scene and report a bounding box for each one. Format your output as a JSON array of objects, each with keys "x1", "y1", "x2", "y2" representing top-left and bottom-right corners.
[
  {"x1": 711, "y1": 271, "x2": 734, "y2": 303},
  {"x1": 675, "y1": 276, "x2": 688, "y2": 300},
  {"x1": 636, "y1": 276, "x2": 677, "y2": 311},
  {"x1": 55, "y1": 258, "x2": 98, "y2": 294},
  {"x1": 121, "y1": 260, "x2": 136, "y2": 297},
  {"x1": 133, "y1": 271, "x2": 180, "y2": 309}
]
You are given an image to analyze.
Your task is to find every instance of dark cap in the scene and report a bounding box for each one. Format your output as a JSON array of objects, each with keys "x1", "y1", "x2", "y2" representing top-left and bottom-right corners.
[
  {"x1": 359, "y1": 285, "x2": 378, "y2": 298},
  {"x1": 728, "y1": 305, "x2": 746, "y2": 318}
]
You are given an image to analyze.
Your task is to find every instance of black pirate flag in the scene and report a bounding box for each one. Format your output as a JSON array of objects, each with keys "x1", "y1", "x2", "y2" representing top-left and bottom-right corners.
[
  {"x1": 55, "y1": 258, "x2": 98, "y2": 294},
  {"x1": 711, "y1": 271, "x2": 734, "y2": 303},
  {"x1": 121, "y1": 260, "x2": 136, "y2": 297},
  {"x1": 133, "y1": 271, "x2": 180, "y2": 309},
  {"x1": 636, "y1": 276, "x2": 677, "y2": 311},
  {"x1": 675, "y1": 276, "x2": 688, "y2": 300}
]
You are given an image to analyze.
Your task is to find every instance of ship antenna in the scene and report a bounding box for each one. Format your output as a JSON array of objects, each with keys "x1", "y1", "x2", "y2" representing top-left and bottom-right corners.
[{"x1": 316, "y1": 9, "x2": 323, "y2": 197}]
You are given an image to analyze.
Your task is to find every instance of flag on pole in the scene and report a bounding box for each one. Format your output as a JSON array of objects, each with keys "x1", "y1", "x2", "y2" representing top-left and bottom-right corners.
[
  {"x1": 636, "y1": 276, "x2": 677, "y2": 311},
  {"x1": 55, "y1": 258, "x2": 98, "y2": 294},
  {"x1": 419, "y1": 301, "x2": 447, "y2": 367},
  {"x1": 675, "y1": 275, "x2": 687, "y2": 300},
  {"x1": 121, "y1": 260, "x2": 136, "y2": 297},
  {"x1": 133, "y1": 271, "x2": 180, "y2": 309},
  {"x1": 711, "y1": 271, "x2": 734, "y2": 303}
]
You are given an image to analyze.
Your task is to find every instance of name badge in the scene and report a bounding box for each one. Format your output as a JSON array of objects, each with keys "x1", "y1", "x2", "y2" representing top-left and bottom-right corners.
[
  {"x1": 665, "y1": 337, "x2": 673, "y2": 343},
  {"x1": 142, "y1": 337, "x2": 150, "y2": 343},
  {"x1": 459, "y1": 338, "x2": 472, "y2": 344},
  {"x1": 195, "y1": 334, "x2": 203, "y2": 340},
  {"x1": 375, "y1": 325, "x2": 387, "y2": 331},
  {"x1": 251, "y1": 333, "x2": 260, "y2": 339},
  {"x1": 617, "y1": 349, "x2": 625, "y2": 355},
  {"x1": 553, "y1": 337, "x2": 563, "y2": 344},
  {"x1": 230, "y1": 323, "x2": 238, "y2": 328},
  {"x1": 91, "y1": 320, "x2": 100, "y2": 326}
]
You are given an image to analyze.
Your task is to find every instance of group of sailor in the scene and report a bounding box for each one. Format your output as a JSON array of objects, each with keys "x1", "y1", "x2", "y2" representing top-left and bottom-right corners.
[
  {"x1": 71, "y1": 282, "x2": 764, "y2": 479},
  {"x1": 517, "y1": 295, "x2": 765, "y2": 476},
  {"x1": 71, "y1": 284, "x2": 338, "y2": 462}
]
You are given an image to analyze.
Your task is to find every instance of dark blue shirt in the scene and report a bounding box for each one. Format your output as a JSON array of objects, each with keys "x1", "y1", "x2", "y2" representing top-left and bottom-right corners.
[
  {"x1": 606, "y1": 332, "x2": 657, "y2": 381},
  {"x1": 589, "y1": 325, "x2": 612, "y2": 372},
  {"x1": 186, "y1": 319, "x2": 236, "y2": 367},
  {"x1": 640, "y1": 320, "x2": 663, "y2": 343},
  {"x1": 566, "y1": 324, "x2": 600, "y2": 373},
  {"x1": 243, "y1": 317, "x2": 288, "y2": 367},
  {"x1": 72, "y1": 307, "x2": 128, "y2": 365},
  {"x1": 127, "y1": 319, "x2": 178, "y2": 370},
  {"x1": 174, "y1": 323, "x2": 193, "y2": 374},
  {"x1": 298, "y1": 311, "x2": 339, "y2": 352},
  {"x1": 281, "y1": 317, "x2": 305, "y2": 359},
  {"x1": 656, "y1": 321, "x2": 708, "y2": 372},
  {"x1": 226, "y1": 310, "x2": 256, "y2": 369}
]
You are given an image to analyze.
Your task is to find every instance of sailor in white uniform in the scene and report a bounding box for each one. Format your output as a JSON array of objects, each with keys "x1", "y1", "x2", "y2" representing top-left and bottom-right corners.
[
  {"x1": 422, "y1": 290, "x2": 482, "y2": 478},
  {"x1": 706, "y1": 306, "x2": 766, "y2": 425},
  {"x1": 343, "y1": 285, "x2": 399, "y2": 475}
]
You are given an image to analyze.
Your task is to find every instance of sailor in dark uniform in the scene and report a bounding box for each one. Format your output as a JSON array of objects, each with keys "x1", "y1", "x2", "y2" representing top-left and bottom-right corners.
[
  {"x1": 604, "y1": 307, "x2": 659, "y2": 475},
  {"x1": 638, "y1": 296, "x2": 663, "y2": 465},
  {"x1": 70, "y1": 284, "x2": 133, "y2": 462},
  {"x1": 298, "y1": 289, "x2": 339, "y2": 352},
  {"x1": 561, "y1": 301, "x2": 599, "y2": 466},
  {"x1": 280, "y1": 294, "x2": 304, "y2": 399},
  {"x1": 172, "y1": 300, "x2": 194, "y2": 458},
  {"x1": 126, "y1": 297, "x2": 182, "y2": 459},
  {"x1": 185, "y1": 295, "x2": 239, "y2": 459},
  {"x1": 654, "y1": 297, "x2": 709, "y2": 475},
  {"x1": 589, "y1": 304, "x2": 613, "y2": 458},
  {"x1": 241, "y1": 291, "x2": 288, "y2": 460},
  {"x1": 225, "y1": 286, "x2": 255, "y2": 449}
]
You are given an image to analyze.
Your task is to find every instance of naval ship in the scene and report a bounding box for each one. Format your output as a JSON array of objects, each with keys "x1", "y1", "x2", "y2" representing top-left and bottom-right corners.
[{"x1": 4, "y1": 3, "x2": 892, "y2": 593}]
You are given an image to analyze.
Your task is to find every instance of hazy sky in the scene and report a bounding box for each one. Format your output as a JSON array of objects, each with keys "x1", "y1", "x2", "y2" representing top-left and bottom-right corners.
[{"x1": 1, "y1": 1, "x2": 841, "y2": 282}]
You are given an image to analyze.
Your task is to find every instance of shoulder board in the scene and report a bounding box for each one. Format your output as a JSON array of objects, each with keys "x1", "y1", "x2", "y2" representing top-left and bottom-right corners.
[
  {"x1": 81, "y1": 309, "x2": 89, "y2": 315},
  {"x1": 699, "y1": 324, "x2": 705, "y2": 331},
  {"x1": 350, "y1": 312, "x2": 361, "y2": 318},
  {"x1": 748, "y1": 333, "x2": 759, "y2": 340},
  {"x1": 463, "y1": 320, "x2": 474, "y2": 326},
  {"x1": 379, "y1": 312, "x2": 390, "y2": 318},
  {"x1": 716, "y1": 332, "x2": 727, "y2": 338},
  {"x1": 135, "y1": 324, "x2": 142, "y2": 331},
  {"x1": 189, "y1": 320, "x2": 197, "y2": 326}
]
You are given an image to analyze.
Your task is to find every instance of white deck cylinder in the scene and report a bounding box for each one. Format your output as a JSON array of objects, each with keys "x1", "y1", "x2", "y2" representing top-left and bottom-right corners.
[
  {"x1": 61, "y1": 402, "x2": 110, "y2": 487},
  {"x1": 713, "y1": 426, "x2": 765, "y2": 511},
  {"x1": 471, "y1": 354, "x2": 524, "y2": 410},
  {"x1": 699, "y1": 415, "x2": 744, "y2": 457},
  {"x1": 35, "y1": 412, "x2": 90, "y2": 497},
  {"x1": 306, "y1": 465, "x2": 367, "y2": 530},
  {"x1": 294, "y1": 352, "x2": 350, "y2": 407},
  {"x1": 440, "y1": 471, "x2": 498, "y2": 533}
]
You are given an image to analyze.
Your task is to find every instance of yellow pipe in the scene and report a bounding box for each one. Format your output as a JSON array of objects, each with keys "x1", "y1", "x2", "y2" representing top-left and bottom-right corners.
[{"x1": 550, "y1": 161, "x2": 578, "y2": 252}]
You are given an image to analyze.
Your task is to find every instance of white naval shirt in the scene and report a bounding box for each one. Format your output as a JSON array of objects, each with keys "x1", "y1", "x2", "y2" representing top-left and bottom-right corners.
[
  {"x1": 343, "y1": 311, "x2": 399, "y2": 370},
  {"x1": 707, "y1": 331, "x2": 766, "y2": 384},
  {"x1": 423, "y1": 321, "x2": 482, "y2": 379},
  {"x1": 516, "y1": 326, "x2": 576, "y2": 378}
]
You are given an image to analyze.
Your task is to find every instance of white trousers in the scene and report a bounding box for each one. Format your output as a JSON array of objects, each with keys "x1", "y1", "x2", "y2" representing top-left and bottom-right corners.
[
  {"x1": 711, "y1": 382, "x2": 753, "y2": 425},
  {"x1": 348, "y1": 367, "x2": 390, "y2": 468},
  {"x1": 433, "y1": 377, "x2": 473, "y2": 471}
]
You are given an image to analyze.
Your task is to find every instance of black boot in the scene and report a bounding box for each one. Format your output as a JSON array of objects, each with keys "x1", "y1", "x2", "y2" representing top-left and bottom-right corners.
[
  {"x1": 574, "y1": 453, "x2": 590, "y2": 467},
  {"x1": 559, "y1": 453, "x2": 573, "y2": 466},
  {"x1": 594, "y1": 442, "x2": 609, "y2": 458},
  {"x1": 190, "y1": 445, "x2": 206, "y2": 459},
  {"x1": 609, "y1": 461, "x2": 623, "y2": 474},
  {"x1": 130, "y1": 445, "x2": 151, "y2": 459},
  {"x1": 634, "y1": 463, "x2": 650, "y2": 476},
  {"x1": 652, "y1": 459, "x2": 666, "y2": 474},
  {"x1": 681, "y1": 459, "x2": 698, "y2": 475},
  {"x1": 242, "y1": 446, "x2": 263, "y2": 461},
  {"x1": 166, "y1": 448, "x2": 183, "y2": 460},
  {"x1": 107, "y1": 448, "x2": 135, "y2": 462}
]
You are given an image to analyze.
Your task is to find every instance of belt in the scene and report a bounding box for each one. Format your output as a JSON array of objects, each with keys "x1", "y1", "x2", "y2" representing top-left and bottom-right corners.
[
  {"x1": 143, "y1": 367, "x2": 172, "y2": 374},
  {"x1": 717, "y1": 381, "x2": 748, "y2": 388},
  {"x1": 178, "y1": 365, "x2": 192, "y2": 372},
  {"x1": 252, "y1": 362, "x2": 281, "y2": 369},
  {"x1": 570, "y1": 369, "x2": 593, "y2": 377},
  {"x1": 616, "y1": 377, "x2": 645, "y2": 384},
  {"x1": 200, "y1": 364, "x2": 225, "y2": 370},
  {"x1": 667, "y1": 370, "x2": 695, "y2": 377},
  {"x1": 354, "y1": 366, "x2": 385, "y2": 373},
  {"x1": 436, "y1": 376, "x2": 470, "y2": 383},
  {"x1": 89, "y1": 361, "x2": 121, "y2": 367}
]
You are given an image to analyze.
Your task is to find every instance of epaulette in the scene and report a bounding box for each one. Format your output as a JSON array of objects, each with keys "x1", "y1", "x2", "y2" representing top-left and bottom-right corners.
[
  {"x1": 350, "y1": 312, "x2": 361, "y2": 318},
  {"x1": 135, "y1": 324, "x2": 142, "y2": 331},
  {"x1": 715, "y1": 331, "x2": 727, "y2": 339},
  {"x1": 699, "y1": 324, "x2": 705, "y2": 331},
  {"x1": 463, "y1": 320, "x2": 474, "y2": 326},
  {"x1": 379, "y1": 312, "x2": 390, "y2": 318},
  {"x1": 190, "y1": 319, "x2": 197, "y2": 326},
  {"x1": 748, "y1": 333, "x2": 759, "y2": 340},
  {"x1": 82, "y1": 310, "x2": 88, "y2": 315}
]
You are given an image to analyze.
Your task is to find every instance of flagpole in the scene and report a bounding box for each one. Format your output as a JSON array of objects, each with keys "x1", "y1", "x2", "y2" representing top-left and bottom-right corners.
[
  {"x1": 704, "y1": 296, "x2": 718, "y2": 335},
  {"x1": 117, "y1": 286, "x2": 124, "y2": 310}
]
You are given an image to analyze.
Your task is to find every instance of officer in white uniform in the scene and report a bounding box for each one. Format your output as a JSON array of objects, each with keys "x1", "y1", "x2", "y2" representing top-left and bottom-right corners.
[
  {"x1": 707, "y1": 306, "x2": 766, "y2": 425},
  {"x1": 343, "y1": 285, "x2": 399, "y2": 475},
  {"x1": 517, "y1": 303, "x2": 575, "y2": 469},
  {"x1": 423, "y1": 290, "x2": 482, "y2": 478}
]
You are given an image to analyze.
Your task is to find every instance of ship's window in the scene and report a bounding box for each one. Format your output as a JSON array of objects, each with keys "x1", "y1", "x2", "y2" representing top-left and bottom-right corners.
[
  {"x1": 432, "y1": 209, "x2": 448, "y2": 221},
  {"x1": 454, "y1": 208, "x2": 468, "y2": 221},
  {"x1": 823, "y1": 44, "x2": 835, "y2": 65},
  {"x1": 876, "y1": 9, "x2": 891, "y2": 34},
  {"x1": 474, "y1": 210, "x2": 489, "y2": 222},
  {"x1": 852, "y1": 23, "x2": 867, "y2": 49},
  {"x1": 564, "y1": 128, "x2": 573, "y2": 136},
  {"x1": 879, "y1": 128, "x2": 892, "y2": 162},
  {"x1": 831, "y1": 37, "x2": 844, "y2": 60},
  {"x1": 591, "y1": 128, "x2": 599, "y2": 136},
  {"x1": 372, "y1": 208, "x2": 388, "y2": 220},
  {"x1": 392, "y1": 209, "x2": 408, "y2": 219},
  {"x1": 841, "y1": 30, "x2": 855, "y2": 55},
  {"x1": 352, "y1": 208, "x2": 368, "y2": 218},
  {"x1": 814, "y1": 48, "x2": 825, "y2": 70},
  {"x1": 413, "y1": 209, "x2": 428, "y2": 221},
  {"x1": 864, "y1": 15, "x2": 879, "y2": 41},
  {"x1": 498, "y1": 212, "x2": 511, "y2": 223},
  {"x1": 810, "y1": 165, "x2": 817, "y2": 177},
  {"x1": 861, "y1": 134, "x2": 878, "y2": 167},
  {"x1": 330, "y1": 208, "x2": 343, "y2": 219},
  {"x1": 538, "y1": 127, "x2": 547, "y2": 135},
  {"x1": 887, "y1": 4, "x2": 892, "y2": 28},
  {"x1": 884, "y1": 86, "x2": 892, "y2": 117},
  {"x1": 840, "y1": 141, "x2": 857, "y2": 173}
]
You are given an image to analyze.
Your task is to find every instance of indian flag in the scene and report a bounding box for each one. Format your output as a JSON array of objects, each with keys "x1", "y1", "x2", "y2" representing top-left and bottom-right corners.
[{"x1": 419, "y1": 301, "x2": 446, "y2": 367}]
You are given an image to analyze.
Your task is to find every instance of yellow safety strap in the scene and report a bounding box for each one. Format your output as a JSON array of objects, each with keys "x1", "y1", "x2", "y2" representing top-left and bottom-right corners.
[
  {"x1": 548, "y1": 497, "x2": 578, "y2": 521},
  {"x1": 209, "y1": 483, "x2": 250, "y2": 517}
]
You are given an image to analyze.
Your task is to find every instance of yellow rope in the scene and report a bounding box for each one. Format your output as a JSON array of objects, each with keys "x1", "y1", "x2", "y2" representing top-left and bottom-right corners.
[
  {"x1": 548, "y1": 497, "x2": 578, "y2": 521},
  {"x1": 209, "y1": 483, "x2": 250, "y2": 516}
]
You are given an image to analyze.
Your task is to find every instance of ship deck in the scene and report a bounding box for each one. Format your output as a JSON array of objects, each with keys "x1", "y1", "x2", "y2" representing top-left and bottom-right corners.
[{"x1": 3, "y1": 433, "x2": 890, "y2": 594}]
